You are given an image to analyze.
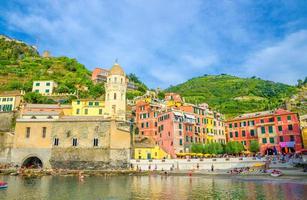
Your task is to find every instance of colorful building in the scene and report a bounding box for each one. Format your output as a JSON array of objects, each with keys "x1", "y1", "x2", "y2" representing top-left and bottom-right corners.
[
  {"x1": 134, "y1": 95, "x2": 226, "y2": 158},
  {"x1": 72, "y1": 99, "x2": 105, "y2": 116},
  {"x1": 226, "y1": 109, "x2": 302, "y2": 154},
  {"x1": 32, "y1": 81, "x2": 57, "y2": 95},
  {"x1": 134, "y1": 138, "x2": 168, "y2": 159},
  {"x1": 300, "y1": 115, "x2": 307, "y2": 148},
  {"x1": 0, "y1": 90, "x2": 23, "y2": 112}
]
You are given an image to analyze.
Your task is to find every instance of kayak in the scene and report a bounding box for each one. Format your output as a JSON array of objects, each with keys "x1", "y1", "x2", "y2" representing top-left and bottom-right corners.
[{"x1": 0, "y1": 182, "x2": 8, "y2": 189}]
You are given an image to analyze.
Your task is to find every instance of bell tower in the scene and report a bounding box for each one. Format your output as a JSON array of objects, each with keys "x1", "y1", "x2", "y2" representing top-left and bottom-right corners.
[{"x1": 105, "y1": 62, "x2": 127, "y2": 120}]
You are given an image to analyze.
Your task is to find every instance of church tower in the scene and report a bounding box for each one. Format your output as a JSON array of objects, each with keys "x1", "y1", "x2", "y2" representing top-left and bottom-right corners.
[{"x1": 105, "y1": 62, "x2": 127, "y2": 120}]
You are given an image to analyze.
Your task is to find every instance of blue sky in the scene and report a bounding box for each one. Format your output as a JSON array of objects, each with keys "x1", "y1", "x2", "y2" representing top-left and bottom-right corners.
[{"x1": 1, "y1": 0, "x2": 307, "y2": 88}]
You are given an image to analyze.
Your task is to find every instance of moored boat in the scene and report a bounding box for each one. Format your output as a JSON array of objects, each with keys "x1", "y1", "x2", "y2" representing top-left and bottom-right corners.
[
  {"x1": 270, "y1": 170, "x2": 282, "y2": 177},
  {"x1": 0, "y1": 181, "x2": 8, "y2": 189}
]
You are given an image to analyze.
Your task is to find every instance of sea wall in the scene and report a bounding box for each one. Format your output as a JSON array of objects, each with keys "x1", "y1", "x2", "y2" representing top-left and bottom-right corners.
[
  {"x1": 130, "y1": 157, "x2": 266, "y2": 171},
  {"x1": 0, "y1": 132, "x2": 14, "y2": 164},
  {"x1": 50, "y1": 148, "x2": 130, "y2": 169}
]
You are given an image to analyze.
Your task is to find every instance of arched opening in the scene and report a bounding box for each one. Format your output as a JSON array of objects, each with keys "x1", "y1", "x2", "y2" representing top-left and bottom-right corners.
[{"x1": 22, "y1": 156, "x2": 43, "y2": 168}]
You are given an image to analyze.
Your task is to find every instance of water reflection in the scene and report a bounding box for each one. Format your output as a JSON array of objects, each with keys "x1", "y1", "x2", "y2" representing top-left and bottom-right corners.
[{"x1": 0, "y1": 175, "x2": 306, "y2": 200}]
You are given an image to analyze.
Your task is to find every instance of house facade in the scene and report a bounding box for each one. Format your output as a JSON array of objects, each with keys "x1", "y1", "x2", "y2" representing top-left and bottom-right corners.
[
  {"x1": 32, "y1": 81, "x2": 57, "y2": 95},
  {"x1": 226, "y1": 109, "x2": 302, "y2": 154}
]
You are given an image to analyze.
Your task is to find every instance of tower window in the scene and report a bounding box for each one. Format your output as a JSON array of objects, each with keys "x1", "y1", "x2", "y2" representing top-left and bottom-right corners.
[
  {"x1": 114, "y1": 77, "x2": 117, "y2": 83},
  {"x1": 114, "y1": 93, "x2": 117, "y2": 100}
]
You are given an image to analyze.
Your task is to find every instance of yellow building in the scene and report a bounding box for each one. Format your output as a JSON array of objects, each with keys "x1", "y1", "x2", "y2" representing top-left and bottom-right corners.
[
  {"x1": 134, "y1": 145, "x2": 168, "y2": 159},
  {"x1": 205, "y1": 115, "x2": 214, "y2": 143},
  {"x1": 300, "y1": 115, "x2": 307, "y2": 148},
  {"x1": 0, "y1": 90, "x2": 23, "y2": 112},
  {"x1": 72, "y1": 99, "x2": 105, "y2": 116}
]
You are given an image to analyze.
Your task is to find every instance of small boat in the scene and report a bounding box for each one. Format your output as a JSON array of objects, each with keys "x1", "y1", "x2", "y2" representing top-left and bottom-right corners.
[
  {"x1": 0, "y1": 181, "x2": 8, "y2": 189},
  {"x1": 270, "y1": 170, "x2": 282, "y2": 177}
]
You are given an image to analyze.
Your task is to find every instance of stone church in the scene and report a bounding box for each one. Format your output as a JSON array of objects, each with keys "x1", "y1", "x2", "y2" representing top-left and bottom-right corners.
[{"x1": 7, "y1": 63, "x2": 132, "y2": 169}]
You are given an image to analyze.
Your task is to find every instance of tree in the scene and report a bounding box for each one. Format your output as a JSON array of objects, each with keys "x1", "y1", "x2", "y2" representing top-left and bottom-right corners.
[
  {"x1": 89, "y1": 83, "x2": 105, "y2": 98},
  {"x1": 24, "y1": 92, "x2": 55, "y2": 104},
  {"x1": 250, "y1": 140, "x2": 260, "y2": 153},
  {"x1": 225, "y1": 141, "x2": 244, "y2": 154},
  {"x1": 157, "y1": 91, "x2": 165, "y2": 100}
]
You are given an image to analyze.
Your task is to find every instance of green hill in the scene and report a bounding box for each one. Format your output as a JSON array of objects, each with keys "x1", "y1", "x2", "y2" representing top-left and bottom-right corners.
[
  {"x1": 166, "y1": 74, "x2": 298, "y2": 118},
  {"x1": 0, "y1": 35, "x2": 146, "y2": 102}
]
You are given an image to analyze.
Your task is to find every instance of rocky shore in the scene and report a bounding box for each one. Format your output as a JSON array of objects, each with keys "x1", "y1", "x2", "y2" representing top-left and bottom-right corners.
[{"x1": 0, "y1": 168, "x2": 306, "y2": 178}]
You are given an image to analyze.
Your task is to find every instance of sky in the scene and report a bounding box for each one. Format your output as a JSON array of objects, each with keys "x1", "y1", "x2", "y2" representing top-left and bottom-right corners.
[{"x1": 0, "y1": 0, "x2": 307, "y2": 88}]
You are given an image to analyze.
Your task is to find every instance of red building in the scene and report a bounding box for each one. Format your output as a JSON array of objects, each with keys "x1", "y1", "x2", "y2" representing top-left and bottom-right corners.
[{"x1": 226, "y1": 109, "x2": 302, "y2": 154}]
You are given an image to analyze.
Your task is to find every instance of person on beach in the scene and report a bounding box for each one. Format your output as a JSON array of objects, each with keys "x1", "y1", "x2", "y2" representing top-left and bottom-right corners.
[{"x1": 79, "y1": 171, "x2": 84, "y2": 182}]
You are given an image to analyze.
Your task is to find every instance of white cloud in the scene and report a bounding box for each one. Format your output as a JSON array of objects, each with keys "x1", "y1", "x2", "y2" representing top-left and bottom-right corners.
[
  {"x1": 240, "y1": 30, "x2": 307, "y2": 84},
  {"x1": 3, "y1": 0, "x2": 306, "y2": 87}
]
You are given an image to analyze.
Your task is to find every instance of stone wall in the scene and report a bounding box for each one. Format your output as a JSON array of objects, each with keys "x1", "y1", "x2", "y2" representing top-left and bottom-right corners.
[
  {"x1": 0, "y1": 112, "x2": 17, "y2": 132},
  {"x1": 0, "y1": 132, "x2": 14, "y2": 163},
  {"x1": 50, "y1": 148, "x2": 130, "y2": 169}
]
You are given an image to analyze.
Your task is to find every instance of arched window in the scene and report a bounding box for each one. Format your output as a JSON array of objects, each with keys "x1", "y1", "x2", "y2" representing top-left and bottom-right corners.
[
  {"x1": 107, "y1": 93, "x2": 109, "y2": 100},
  {"x1": 114, "y1": 93, "x2": 117, "y2": 100},
  {"x1": 121, "y1": 78, "x2": 123, "y2": 83},
  {"x1": 114, "y1": 77, "x2": 117, "y2": 83}
]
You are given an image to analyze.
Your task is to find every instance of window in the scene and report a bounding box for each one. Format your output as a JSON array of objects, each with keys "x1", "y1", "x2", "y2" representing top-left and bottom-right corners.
[
  {"x1": 268, "y1": 126, "x2": 273, "y2": 133},
  {"x1": 84, "y1": 109, "x2": 88, "y2": 115},
  {"x1": 72, "y1": 138, "x2": 78, "y2": 146},
  {"x1": 288, "y1": 125, "x2": 293, "y2": 131},
  {"x1": 234, "y1": 123, "x2": 237, "y2": 128},
  {"x1": 277, "y1": 116, "x2": 281, "y2": 121},
  {"x1": 77, "y1": 100, "x2": 80, "y2": 105},
  {"x1": 141, "y1": 123, "x2": 144, "y2": 128},
  {"x1": 262, "y1": 138, "x2": 267, "y2": 144},
  {"x1": 42, "y1": 127, "x2": 47, "y2": 138},
  {"x1": 287, "y1": 116, "x2": 291, "y2": 121},
  {"x1": 242, "y1": 130, "x2": 246, "y2": 137},
  {"x1": 76, "y1": 109, "x2": 80, "y2": 115},
  {"x1": 290, "y1": 135, "x2": 295, "y2": 141},
  {"x1": 46, "y1": 82, "x2": 50, "y2": 86},
  {"x1": 230, "y1": 132, "x2": 233, "y2": 138},
  {"x1": 114, "y1": 93, "x2": 117, "y2": 100},
  {"x1": 260, "y1": 119, "x2": 264, "y2": 123},
  {"x1": 186, "y1": 136, "x2": 189, "y2": 142},
  {"x1": 99, "y1": 109, "x2": 103, "y2": 115},
  {"x1": 26, "y1": 127, "x2": 31, "y2": 138},
  {"x1": 95, "y1": 102, "x2": 99, "y2": 106},
  {"x1": 250, "y1": 120, "x2": 255, "y2": 126},
  {"x1": 54, "y1": 138, "x2": 59, "y2": 146},
  {"x1": 269, "y1": 117, "x2": 274, "y2": 122},
  {"x1": 146, "y1": 122, "x2": 149, "y2": 128},
  {"x1": 35, "y1": 89, "x2": 39, "y2": 93},
  {"x1": 179, "y1": 139, "x2": 183, "y2": 145},
  {"x1": 235, "y1": 131, "x2": 238, "y2": 137},
  {"x1": 269, "y1": 137, "x2": 274, "y2": 144},
  {"x1": 93, "y1": 138, "x2": 99, "y2": 147},
  {"x1": 154, "y1": 122, "x2": 157, "y2": 127},
  {"x1": 278, "y1": 126, "x2": 282, "y2": 132},
  {"x1": 279, "y1": 136, "x2": 284, "y2": 142},
  {"x1": 229, "y1": 123, "x2": 233, "y2": 128},
  {"x1": 45, "y1": 89, "x2": 50, "y2": 93},
  {"x1": 243, "y1": 121, "x2": 246, "y2": 126},
  {"x1": 261, "y1": 127, "x2": 265, "y2": 134},
  {"x1": 250, "y1": 129, "x2": 255, "y2": 136},
  {"x1": 179, "y1": 123, "x2": 182, "y2": 129},
  {"x1": 89, "y1": 102, "x2": 93, "y2": 106},
  {"x1": 114, "y1": 77, "x2": 117, "y2": 83},
  {"x1": 35, "y1": 82, "x2": 40, "y2": 86}
]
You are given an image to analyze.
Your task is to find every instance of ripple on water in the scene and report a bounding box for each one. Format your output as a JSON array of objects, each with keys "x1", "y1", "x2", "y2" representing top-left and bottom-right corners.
[{"x1": 0, "y1": 175, "x2": 306, "y2": 200}]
